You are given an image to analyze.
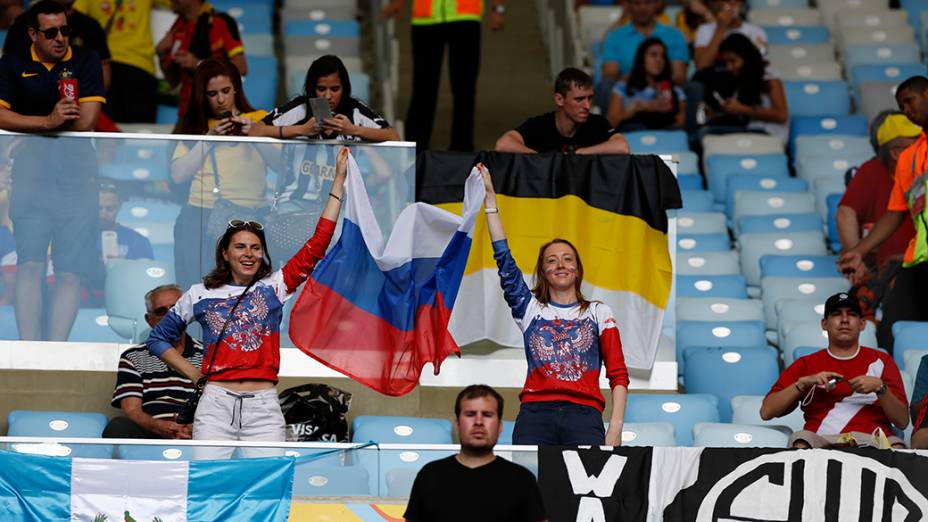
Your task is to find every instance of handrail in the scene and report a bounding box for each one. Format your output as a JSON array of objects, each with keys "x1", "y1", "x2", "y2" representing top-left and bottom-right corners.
[{"x1": 0, "y1": 128, "x2": 416, "y2": 147}]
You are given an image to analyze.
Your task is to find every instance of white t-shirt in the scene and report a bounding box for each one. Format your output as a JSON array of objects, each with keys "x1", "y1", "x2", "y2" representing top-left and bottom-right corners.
[{"x1": 694, "y1": 21, "x2": 768, "y2": 56}]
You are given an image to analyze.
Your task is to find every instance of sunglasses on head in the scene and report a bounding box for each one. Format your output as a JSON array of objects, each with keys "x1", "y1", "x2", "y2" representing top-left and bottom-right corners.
[
  {"x1": 227, "y1": 219, "x2": 264, "y2": 231},
  {"x1": 148, "y1": 306, "x2": 171, "y2": 317},
  {"x1": 36, "y1": 25, "x2": 71, "y2": 39}
]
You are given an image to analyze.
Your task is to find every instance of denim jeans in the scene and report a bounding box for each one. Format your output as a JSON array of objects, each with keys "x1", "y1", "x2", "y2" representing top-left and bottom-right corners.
[
  {"x1": 192, "y1": 384, "x2": 286, "y2": 460},
  {"x1": 512, "y1": 401, "x2": 606, "y2": 446}
]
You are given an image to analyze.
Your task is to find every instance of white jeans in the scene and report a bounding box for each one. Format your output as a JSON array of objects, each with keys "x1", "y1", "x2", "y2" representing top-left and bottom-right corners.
[{"x1": 192, "y1": 384, "x2": 286, "y2": 460}]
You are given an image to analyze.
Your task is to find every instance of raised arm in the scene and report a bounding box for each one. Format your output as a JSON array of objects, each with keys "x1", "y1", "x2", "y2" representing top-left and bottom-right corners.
[
  {"x1": 495, "y1": 130, "x2": 537, "y2": 153},
  {"x1": 480, "y1": 163, "x2": 505, "y2": 242}
]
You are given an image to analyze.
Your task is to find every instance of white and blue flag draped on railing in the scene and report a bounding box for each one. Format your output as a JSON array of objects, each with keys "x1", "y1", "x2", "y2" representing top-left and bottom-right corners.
[{"x1": 0, "y1": 450, "x2": 294, "y2": 521}]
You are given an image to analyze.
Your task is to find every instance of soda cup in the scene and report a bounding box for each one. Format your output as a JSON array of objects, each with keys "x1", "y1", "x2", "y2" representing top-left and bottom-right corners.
[{"x1": 58, "y1": 69, "x2": 78, "y2": 101}]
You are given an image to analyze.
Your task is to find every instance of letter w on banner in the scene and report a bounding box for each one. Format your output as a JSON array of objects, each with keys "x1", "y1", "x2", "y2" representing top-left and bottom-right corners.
[{"x1": 289, "y1": 153, "x2": 484, "y2": 396}]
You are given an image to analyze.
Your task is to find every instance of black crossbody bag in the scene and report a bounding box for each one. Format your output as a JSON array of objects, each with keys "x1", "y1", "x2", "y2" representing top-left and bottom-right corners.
[{"x1": 176, "y1": 279, "x2": 256, "y2": 425}]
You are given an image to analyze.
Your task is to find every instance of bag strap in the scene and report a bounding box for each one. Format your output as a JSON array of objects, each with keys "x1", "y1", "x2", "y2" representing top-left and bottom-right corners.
[
  {"x1": 209, "y1": 147, "x2": 221, "y2": 193},
  {"x1": 201, "y1": 278, "x2": 257, "y2": 381},
  {"x1": 103, "y1": 0, "x2": 124, "y2": 35}
]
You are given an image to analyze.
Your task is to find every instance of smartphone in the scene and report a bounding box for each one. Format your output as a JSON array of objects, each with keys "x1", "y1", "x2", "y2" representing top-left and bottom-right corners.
[
  {"x1": 216, "y1": 111, "x2": 243, "y2": 135},
  {"x1": 711, "y1": 91, "x2": 726, "y2": 105},
  {"x1": 101, "y1": 231, "x2": 119, "y2": 261},
  {"x1": 308, "y1": 97, "x2": 334, "y2": 128}
]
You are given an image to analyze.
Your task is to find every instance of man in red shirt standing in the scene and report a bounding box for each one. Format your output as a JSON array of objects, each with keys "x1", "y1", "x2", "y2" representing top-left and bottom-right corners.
[
  {"x1": 155, "y1": 0, "x2": 246, "y2": 124},
  {"x1": 760, "y1": 293, "x2": 909, "y2": 448},
  {"x1": 836, "y1": 113, "x2": 920, "y2": 334}
]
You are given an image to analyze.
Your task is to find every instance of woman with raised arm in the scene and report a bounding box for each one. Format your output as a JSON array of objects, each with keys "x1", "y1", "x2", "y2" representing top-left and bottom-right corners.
[
  {"x1": 479, "y1": 164, "x2": 629, "y2": 446},
  {"x1": 147, "y1": 148, "x2": 349, "y2": 460}
]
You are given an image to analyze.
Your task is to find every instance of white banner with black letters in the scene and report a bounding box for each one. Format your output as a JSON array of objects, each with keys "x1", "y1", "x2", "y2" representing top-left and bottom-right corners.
[{"x1": 538, "y1": 446, "x2": 928, "y2": 521}]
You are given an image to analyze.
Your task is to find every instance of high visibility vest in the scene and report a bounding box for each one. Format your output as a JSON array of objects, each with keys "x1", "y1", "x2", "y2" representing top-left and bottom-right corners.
[
  {"x1": 905, "y1": 148, "x2": 928, "y2": 267},
  {"x1": 411, "y1": 0, "x2": 483, "y2": 25}
]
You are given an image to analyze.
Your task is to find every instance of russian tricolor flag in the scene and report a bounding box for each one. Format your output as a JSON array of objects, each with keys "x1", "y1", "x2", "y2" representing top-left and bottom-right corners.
[{"x1": 289, "y1": 153, "x2": 484, "y2": 396}]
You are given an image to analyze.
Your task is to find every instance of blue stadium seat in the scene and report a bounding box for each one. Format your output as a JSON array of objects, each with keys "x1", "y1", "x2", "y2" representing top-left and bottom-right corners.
[
  {"x1": 788, "y1": 115, "x2": 869, "y2": 156},
  {"x1": 814, "y1": 177, "x2": 845, "y2": 220},
  {"x1": 625, "y1": 394, "x2": 720, "y2": 446},
  {"x1": 737, "y1": 213, "x2": 823, "y2": 235},
  {"x1": 677, "y1": 275, "x2": 748, "y2": 298},
  {"x1": 677, "y1": 233, "x2": 731, "y2": 253},
  {"x1": 676, "y1": 151, "x2": 700, "y2": 176},
  {"x1": 0, "y1": 305, "x2": 17, "y2": 340},
  {"x1": 284, "y1": 20, "x2": 360, "y2": 38},
  {"x1": 775, "y1": 298, "x2": 825, "y2": 351},
  {"x1": 156, "y1": 104, "x2": 178, "y2": 126},
  {"x1": 678, "y1": 174, "x2": 703, "y2": 190},
  {"x1": 784, "y1": 81, "x2": 851, "y2": 117},
  {"x1": 706, "y1": 153, "x2": 790, "y2": 204},
  {"x1": 99, "y1": 161, "x2": 169, "y2": 183},
  {"x1": 677, "y1": 212, "x2": 727, "y2": 235},
  {"x1": 242, "y1": 33, "x2": 274, "y2": 56},
  {"x1": 765, "y1": 26, "x2": 830, "y2": 44},
  {"x1": 749, "y1": 0, "x2": 812, "y2": 9},
  {"x1": 351, "y1": 416, "x2": 453, "y2": 496},
  {"x1": 731, "y1": 395, "x2": 805, "y2": 433},
  {"x1": 892, "y1": 321, "x2": 928, "y2": 373},
  {"x1": 759, "y1": 255, "x2": 840, "y2": 279},
  {"x1": 624, "y1": 130, "x2": 689, "y2": 154},
  {"x1": 677, "y1": 251, "x2": 742, "y2": 276},
  {"x1": 738, "y1": 231, "x2": 828, "y2": 286},
  {"x1": 676, "y1": 320, "x2": 767, "y2": 373},
  {"x1": 104, "y1": 260, "x2": 176, "y2": 342},
  {"x1": 620, "y1": 422, "x2": 676, "y2": 446},
  {"x1": 676, "y1": 297, "x2": 764, "y2": 322},
  {"x1": 222, "y1": 4, "x2": 273, "y2": 34},
  {"x1": 732, "y1": 192, "x2": 816, "y2": 234},
  {"x1": 850, "y1": 64, "x2": 927, "y2": 98},
  {"x1": 8, "y1": 411, "x2": 111, "y2": 458},
  {"x1": 118, "y1": 199, "x2": 181, "y2": 224},
  {"x1": 796, "y1": 156, "x2": 862, "y2": 184},
  {"x1": 117, "y1": 444, "x2": 192, "y2": 461},
  {"x1": 727, "y1": 176, "x2": 810, "y2": 221},
  {"x1": 844, "y1": 43, "x2": 922, "y2": 67},
  {"x1": 499, "y1": 421, "x2": 515, "y2": 444},
  {"x1": 692, "y1": 422, "x2": 789, "y2": 447},
  {"x1": 292, "y1": 464, "x2": 371, "y2": 497},
  {"x1": 681, "y1": 190, "x2": 715, "y2": 212},
  {"x1": 68, "y1": 308, "x2": 130, "y2": 343},
  {"x1": 684, "y1": 346, "x2": 780, "y2": 421},
  {"x1": 243, "y1": 56, "x2": 278, "y2": 111},
  {"x1": 795, "y1": 135, "x2": 872, "y2": 166},
  {"x1": 790, "y1": 345, "x2": 821, "y2": 361},
  {"x1": 904, "y1": 349, "x2": 928, "y2": 375},
  {"x1": 760, "y1": 276, "x2": 849, "y2": 329}
]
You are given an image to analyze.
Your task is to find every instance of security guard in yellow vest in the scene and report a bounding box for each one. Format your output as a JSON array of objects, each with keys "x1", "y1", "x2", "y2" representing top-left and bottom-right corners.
[
  {"x1": 840, "y1": 75, "x2": 928, "y2": 351},
  {"x1": 381, "y1": 0, "x2": 506, "y2": 151}
]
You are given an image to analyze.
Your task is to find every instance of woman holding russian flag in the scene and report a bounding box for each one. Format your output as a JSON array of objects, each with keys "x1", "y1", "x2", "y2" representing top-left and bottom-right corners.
[
  {"x1": 145, "y1": 147, "x2": 349, "y2": 460},
  {"x1": 479, "y1": 164, "x2": 630, "y2": 446}
]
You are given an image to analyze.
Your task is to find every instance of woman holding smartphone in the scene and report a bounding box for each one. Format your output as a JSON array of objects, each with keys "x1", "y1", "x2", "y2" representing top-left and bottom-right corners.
[
  {"x1": 253, "y1": 54, "x2": 400, "y2": 142},
  {"x1": 148, "y1": 148, "x2": 349, "y2": 460},
  {"x1": 171, "y1": 59, "x2": 280, "y2": 289}
]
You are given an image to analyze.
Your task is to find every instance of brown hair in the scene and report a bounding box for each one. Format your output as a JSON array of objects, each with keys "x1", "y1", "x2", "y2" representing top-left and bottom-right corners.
[
  {"x1": 179, "y1": 59, "x2": 256, "y2": 135},
  {"x1": 454, "y1": 384, "x2": 504, "y2": 418},
  {"x1": 202, "y1": 222, "x2": 272, "y2": 289},
  {"x1": 531, "y1": 238, "x2": 592, "y2": 313}
]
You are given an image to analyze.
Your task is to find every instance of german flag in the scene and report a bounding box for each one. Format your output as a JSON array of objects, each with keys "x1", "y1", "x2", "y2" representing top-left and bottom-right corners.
[{"x1": 417, "y1": 151, "x2": 682, "y2": 370}]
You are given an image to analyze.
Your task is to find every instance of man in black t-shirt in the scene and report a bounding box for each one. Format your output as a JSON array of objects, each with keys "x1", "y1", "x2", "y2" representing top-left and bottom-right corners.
[
  {"x1": 496, "y1": 67, "x2": 629, "y2": 155},
  {"x1": 404, "y1": 385, "x2": 547, "y2": 522}
]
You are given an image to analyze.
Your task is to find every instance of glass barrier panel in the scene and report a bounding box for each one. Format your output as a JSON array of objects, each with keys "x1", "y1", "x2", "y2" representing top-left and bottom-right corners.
[{"x1": 0, "y1": 132, "x2": 415, "y2": 344}]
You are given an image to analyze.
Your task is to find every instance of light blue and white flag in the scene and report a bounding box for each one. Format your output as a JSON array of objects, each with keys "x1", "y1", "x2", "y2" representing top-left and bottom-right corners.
[{"x1": 0, "y1": 450, "x2": 294, "y2": 521}]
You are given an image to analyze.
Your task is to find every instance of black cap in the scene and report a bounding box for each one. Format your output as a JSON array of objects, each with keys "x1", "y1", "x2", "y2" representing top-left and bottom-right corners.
[{"x1": 823, "y1": 292, "x2": 862, "y2": 318}]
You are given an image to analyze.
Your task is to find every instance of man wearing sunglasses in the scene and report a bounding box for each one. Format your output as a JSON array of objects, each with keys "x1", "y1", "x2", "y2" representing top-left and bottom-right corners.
[
  {"x1": 103, "y1": 284, "x2": 204, "y2": 439},
  {"x1": 0, "y1": 0, "x2": 105, "y2": 341}
]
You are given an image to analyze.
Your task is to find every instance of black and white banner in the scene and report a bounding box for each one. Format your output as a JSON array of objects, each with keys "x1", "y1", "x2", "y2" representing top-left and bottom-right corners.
[{"x1": 539, "y1": 446, "x2": 928, "y2": 521}]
